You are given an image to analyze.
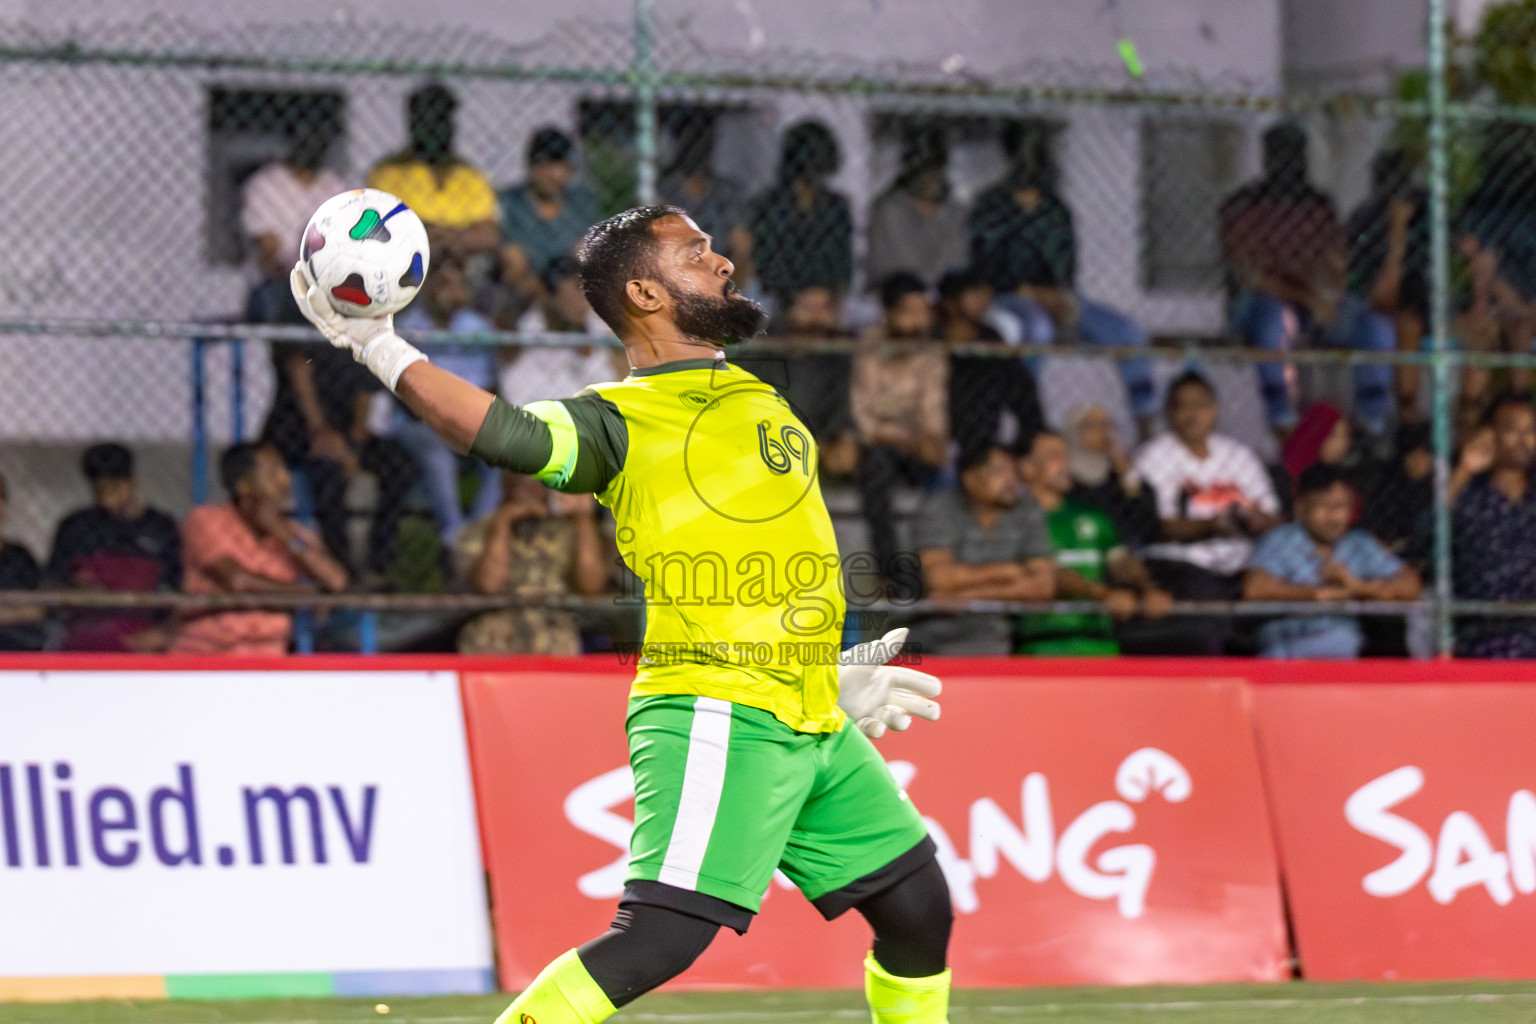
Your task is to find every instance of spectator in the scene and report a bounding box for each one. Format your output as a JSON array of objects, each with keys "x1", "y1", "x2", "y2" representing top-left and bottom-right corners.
[
  {"x1": 910, "y1": 444, "x2": 1056, "y2": 654},
  {"x1": 393, "y1": 256, "x2": 501, "y2": 546},
  {"x1": 938, "y1": 267, "x2": 1043, "y2": 456},
  {"x1": 1061, "y1": 404, "x2": 1160, "y2": 551},
  {"x1": 1135, "y1": 371, "x2": 1282, "y2": 653},
  {"x1": 1244, "y1": 463, "x2": 1421, "y2": 658},
  {"x1": 0, "y1": 471, "x2": 44, "y2": 652},
  {"x1": 745, "y1": 285, "x2": 858, "y2": 477},
  {"x1": 1281, "y1": 402, "x2": 1351, "y2": 481},
  {"x1": 1449, "y1": 395, "x2": 1536, "y2": 657},
  {"x1": 503, "y1": 255, "x2": 626, "y2": 406},
  {"x1": 1360, "y1": 422, "x2": 1433, "y2": 566},
  {"x1": 1347, "y1": 147, "x2": 1429, "y2": 420},
  {"x1": 498, "y1": 127, "x2": 602, "y2": 306},
  {"x1": 258, "y1": 332, "x2": 420, "y2": 583},
  {"x1": 968, "y1": 124, "x2": 1157, "y2": 434},
  {"x1": 1017, "y1": 429, "x2": 1173, "y2": 655},
  {"x1": 1455, "y1": 130, "x2": 1536, "y2": 429},
  {"x1": 172, "y1": 443, "x2": 347, "y2": 655},
  {"x1": 866, "y1": 126, "x2": 967, "y2": 291},
  {"x1": 748, "y1": 121, "x2": 854, "y2": 308},
  {"x1": 44, "y1": 443, "x2": 181, "y2": 652},
  {"x1": 242, "y1": 117, "x2": 347, "y2": 324},
  {"x1": 1277, "y1": 401, "x2": 1355, "y2": 516},
  {"x1": 1220, "y1": 122, "x2": 1395, "y2": 437},
  {"x1": 454, "y1": 472, "x2": 610, "y2": 654},
  {"x1": 851, "y1": 273, "x2": 949, "y2": 589},
  {"x1": 658, "y1": 116, "x2": 751, "y2": 274},
  {"x1": 367, "y1": 83, "x2": 501, "y2": 263}
]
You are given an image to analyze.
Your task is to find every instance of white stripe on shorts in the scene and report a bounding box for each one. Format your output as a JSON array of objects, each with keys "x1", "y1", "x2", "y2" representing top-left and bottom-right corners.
[{"x1": 657, "y1": 695, "x2": 733, "y2": 891}]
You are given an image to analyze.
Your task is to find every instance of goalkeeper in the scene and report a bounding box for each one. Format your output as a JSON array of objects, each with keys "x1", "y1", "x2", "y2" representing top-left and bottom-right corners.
[{"x1": 292, "y1": 205, "x2": 953, "y2": 1024}]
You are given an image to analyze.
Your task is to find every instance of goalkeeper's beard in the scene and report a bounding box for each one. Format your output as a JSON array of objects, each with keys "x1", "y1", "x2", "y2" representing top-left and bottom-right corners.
[{"x1": 666, "y1": 282, "x2": 769, "y2": 346}]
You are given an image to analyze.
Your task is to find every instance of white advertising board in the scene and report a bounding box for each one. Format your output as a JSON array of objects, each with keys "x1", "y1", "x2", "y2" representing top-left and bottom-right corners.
[{"x1": 0, "y1": 670, "x2": 493, "y2": 996}]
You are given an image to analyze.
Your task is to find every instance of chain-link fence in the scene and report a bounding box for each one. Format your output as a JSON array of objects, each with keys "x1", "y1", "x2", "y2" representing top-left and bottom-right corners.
[{"x1": 0, "y1": 0, "x2": 1530, "y2": 657}]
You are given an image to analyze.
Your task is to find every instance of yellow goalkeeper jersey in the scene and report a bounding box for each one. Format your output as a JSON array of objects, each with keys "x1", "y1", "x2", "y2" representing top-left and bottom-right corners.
[{"x1": 471, "y1": 355, "x2": 847, "y2": 733}]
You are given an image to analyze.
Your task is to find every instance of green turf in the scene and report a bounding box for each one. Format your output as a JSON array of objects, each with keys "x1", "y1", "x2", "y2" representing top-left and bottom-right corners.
[{"x1": 4, "y1": 982, "x2": 1536, "y2": 1024}]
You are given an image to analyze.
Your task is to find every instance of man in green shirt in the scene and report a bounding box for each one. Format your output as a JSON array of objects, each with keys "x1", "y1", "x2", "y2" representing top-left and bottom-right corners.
[{"x1": 1017, "y1": 429, "x2": 1172, "y2": 654}]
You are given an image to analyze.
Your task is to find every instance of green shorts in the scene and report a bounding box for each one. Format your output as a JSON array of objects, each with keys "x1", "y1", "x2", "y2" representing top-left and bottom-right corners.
[{"x1": 624, "y1": 693, "x2": 932, "y2": 931}]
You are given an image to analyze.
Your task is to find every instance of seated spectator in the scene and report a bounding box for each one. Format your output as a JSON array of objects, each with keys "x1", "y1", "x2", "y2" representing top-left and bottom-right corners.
[
  {"x1": 1360, "y1": 422, "x2": 1433, "y2": 567},
  {"x1": 937, "y1": 267, "x2": 1000, "y2": 345},
  {"x1": 939, "y1": 266, "x2": 1042, "y2": 455},
  {"x1": 393, "y1": 256, "x2": 501, "y2": 546},
  {"x1": 454, "y1": 472, "x2": 610, "y2": 654},
  {"x1": 749, "y1": 121, "x2": 853, "y2": 309},
  {"x1": 1281, "y1": 402, "x2": 1351, "y2": 481},
  {"x1": 498, "y1": 127, "x2": 602, "y2": 312},
  {"x1": 367, "y1": 83, "x2": 501, "y2": 265},
  {"x1": 503, "y1": 255, "x2": 626, "y2": 406},
  {"x1": 0, "y1": 471, "x2": 44, "y2": 652},
  {"x1": 744, "y1": 285, "x2": 858, "y2": 477},
  {"x1": 1454, "y1": 131, "x2": 1536, "y2": 430},
  {"x1": 1135, "y1": 371, "x2": 1282, "y2": 653},
  {"x1": 1277, "y1": 401, "x2": 1355, "y2": 515},
  {"x1": 1347, "y1": 147, "x2": 1429, "y2": 420},
  {"x1": 910, "y1": 444, "x2": 1056, "y2": 654},
  {"x1": 45, "y1": 443, "x2": 181, "y2": 651},
  {"x1": 1220, "y1": 123, "x2": 1395, "y2": 437},
  {"x1": 259, "y1": 328, "x2": 420, "y2": 582},
  {"x1": 172, "y1": 443, "x2": 347, "y2": 656},
  {"x1": 1244, "y1": 463, "x2": 1421, "y2": 658},
  {"x1": 1062, "y1": 404, "x2": 1159, "y2": 550},
  {"x1": 1017, "y1": 429, "x2": 1172, "y2": 655},
  {"x1": 851, "y1": 273, "x2": 950, "y2": 590},
  {"x1": 866, "y1": 126, "x2": 967, "y2": 291},
  {"x1": 658, "y1": 115, "x2": 751, "y2": 274},
  {"x1": 968, "y1": 124, "x2": 1156, "y2": 434},
  {"x1": 1449, "y1": 395, "x2": 1536, "y2": 657},
  {"x1": 242, "y1": 117, "x2": 347, "y2": 325}
]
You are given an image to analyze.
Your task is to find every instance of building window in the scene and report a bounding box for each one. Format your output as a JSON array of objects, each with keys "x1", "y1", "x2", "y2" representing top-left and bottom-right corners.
[
  {"x1": 207, "y1": 88, "x2": 345, "y2": 266},
  {"x1": 1140, "y1": 117, "x2": 1244, "y2": 293}
]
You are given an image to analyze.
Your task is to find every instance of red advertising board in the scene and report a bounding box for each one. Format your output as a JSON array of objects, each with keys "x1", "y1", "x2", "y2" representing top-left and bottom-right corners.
[
  {"x1": 1255, "y1": 683, "x2": 1536, "y2": 981},
  {"x1": 462, "y1": 662, "x2": 1288, "y2": 990}
]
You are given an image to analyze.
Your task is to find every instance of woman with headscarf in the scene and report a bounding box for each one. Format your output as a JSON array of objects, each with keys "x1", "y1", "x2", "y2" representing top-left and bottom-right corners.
[
  {"x1": 1277, "y1": 401, "x2": 1353, "y2": 516},
  {"x1": 1059, "y1": 404, "x2": 1159, "y2": 550}
]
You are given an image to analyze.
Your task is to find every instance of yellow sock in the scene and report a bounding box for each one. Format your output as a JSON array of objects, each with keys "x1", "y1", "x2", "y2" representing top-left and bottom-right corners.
[
  {"x1": 864, "y1": 952, "x2": 951, "y2": 1024},
  {"x1": 493, "y1": 949, "x2": 617, "y2": 1024}
]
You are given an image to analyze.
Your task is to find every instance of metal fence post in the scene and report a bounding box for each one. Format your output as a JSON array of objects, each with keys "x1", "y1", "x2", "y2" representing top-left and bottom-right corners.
[
  {"x1": 1426, "y1": 0, "x2": 1454, "y2": 658},
  {"x1": 633, "y1": 0, "x2": 658, "y2": 205},
  {"x1": 231, "y1": 338, "x2": 245, "y2": 444},
  {"x1": 190, "y1": 336, "x2": 208, "y2": 506}
]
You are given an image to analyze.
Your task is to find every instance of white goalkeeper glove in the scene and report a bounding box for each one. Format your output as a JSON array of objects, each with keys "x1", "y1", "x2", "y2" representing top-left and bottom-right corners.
[
  {"x1": 836, "y1": 627, "x2": 942, "y2": 739},
  {"x1": 288, "y1": 265, "x2": 428, "y2": 394}
]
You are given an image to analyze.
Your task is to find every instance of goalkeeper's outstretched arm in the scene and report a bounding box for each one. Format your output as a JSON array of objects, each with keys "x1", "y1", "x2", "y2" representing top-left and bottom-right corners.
[
  {"x1": 395, "y1": 361, "x2": 495, "y2": 455},
  {"x1": 289, "y1": 267, "x2": 620, "y2": 492}
]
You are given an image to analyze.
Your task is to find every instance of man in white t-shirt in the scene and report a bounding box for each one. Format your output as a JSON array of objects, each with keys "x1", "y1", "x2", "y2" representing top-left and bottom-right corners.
[
  {"x1": 242, "y1": 125, "x2": 348, "y2": 324},
  {"x1": 1133, "y1": 370, "x2": 1281, "y2": 653}
]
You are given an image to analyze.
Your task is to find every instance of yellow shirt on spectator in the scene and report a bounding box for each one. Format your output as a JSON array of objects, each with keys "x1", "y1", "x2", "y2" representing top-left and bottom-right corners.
[{"x1": 366, "y1": 156, "x2": 498, "y2": 228}]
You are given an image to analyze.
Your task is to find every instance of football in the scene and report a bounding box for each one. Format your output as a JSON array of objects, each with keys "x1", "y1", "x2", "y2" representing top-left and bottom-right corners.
[{"x1": 298, "y1": 188, "x2": 430, "y2": 317}]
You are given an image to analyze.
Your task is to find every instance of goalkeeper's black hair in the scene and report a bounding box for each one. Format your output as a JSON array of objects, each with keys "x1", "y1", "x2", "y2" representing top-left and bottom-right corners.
[{"x1": 577, "y1": 205, "x2": 689, "y2": 334}]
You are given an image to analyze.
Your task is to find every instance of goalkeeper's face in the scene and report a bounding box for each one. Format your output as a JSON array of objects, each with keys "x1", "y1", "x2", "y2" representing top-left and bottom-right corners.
[{"x1": 650, "y1": 214, "x2": 767, "y2": 345}]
